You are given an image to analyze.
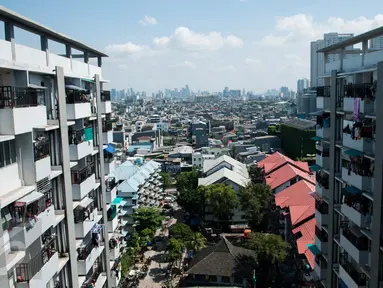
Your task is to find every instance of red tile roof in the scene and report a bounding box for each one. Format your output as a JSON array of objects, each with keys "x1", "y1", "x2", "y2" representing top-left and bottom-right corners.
[
  {"x1": 258, "y1": 152, "x2": 310, "y2": 175},
  {"x1": 289, "y1": 205, "x2": 315, "y2": 226},
  {"x1": 275, "y1": 180, "x2": 315, "y2": 209},
  {"x1": 265, "y1": 164, "x2": 315, "y2": 190},
  {"x1": 292, "y1": 218, "x2": 316, "y2": 269}
]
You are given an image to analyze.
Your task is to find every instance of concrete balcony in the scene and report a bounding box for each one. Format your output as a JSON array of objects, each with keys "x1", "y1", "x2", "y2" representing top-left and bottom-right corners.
[
  {"x1": 316, "y1": 127, "x2": 330, "y2": 139},
  {"x1": 0, "y1": 163, "x2": 22, "y2": 196},
  {"x1": 34, "y1": 139, "x2": 51, "y2": 181},
  {"x1": 74, "y1": 208, "x2": 102, "y2": 239},
  {"x1": 109, "y1": 241, "x2": 120, "y2": 261},
  {"x1": 15, "y1": 251, "x2": 59, "y2": 288},
  {"x1": 107, "y1": 214, "x2": 119, "y2": 233},
  {"x1": 106, "y1": 187, "x2": 117, "y2": 205},
  {"x1": 339, "y1": 254, "x2": 367, "y2": 288},
  {"x1": 0, "y1": 86, "x2": 47, "y2": 135},
  {"x1": 314, "y1": 259, "x2": 327, "y2": 281},
  {"x1": 68, "y1": 128, "x2": 94, "y2": 161},
  {"x1": 315, "y1": 235, "x2": 328, "y2": 255},
  {"x1": 71, "y1": 165, "x2": 96, "y2": 200},
  {"x1": 77, "y1": 242, "x2": 105, "y2": 275},
  {"x1": 343, "y1": 133, "x2": 373, "y2": 155},
  {"x1": 99, "y1": 93, "x2": 112, "y2": 114},
  {"x1": 10, "y1": 205, "x2": 55, "y2": 250},
  {"x1": 315, "y1": 209, "x2": 329, "y2": 229},
  {"x1": 104, "y1": 157, "x2": 115, "y2": 176},
  {"x1": 341, "y1": 204, "x2": 372, "y2": 229},
  {"x1": 343, "y1": 97, "x2": 374, "y2": 114},
  {"x1": 342, "y1": 167, "x2": 372, "y2": 192},
  {"x1": 341, "y1": 230, "x2": 369, "y2": 265},
  {"x1": 111, "y1": 273, "x2": 121, "y2": 288},
  {"x1": 317, "y1": 96, "x2": 331, "y2": 110},
  {"x1": 66, "y1": 102, "x2": 91, "y2": 120},
  {"x1": 316, "y1": 183, "x2": 329, "y2": 198},
  {"x1": 103, "y1": 130, "x2": 113, "y2": 144},
  {"x1": 316, "y1": 154, "x2": 329, "y2": 170}
]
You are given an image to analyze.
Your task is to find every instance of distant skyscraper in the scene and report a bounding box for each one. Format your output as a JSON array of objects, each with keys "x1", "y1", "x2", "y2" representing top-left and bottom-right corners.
[
  {"x1": 280, "y1": 86, "x2": 289, "y2": 98},
  {"x1": 311, "y1": 33, "x2": 354, "y2": 87},
  {"x1": 297, "y1": 78, "x2": 309, "y2": 92},
  {"x1": 223, "y1": 87, "x2": 229, "y2": 97}
]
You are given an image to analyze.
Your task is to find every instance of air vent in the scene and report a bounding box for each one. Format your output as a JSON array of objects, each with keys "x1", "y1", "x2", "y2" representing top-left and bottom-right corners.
[{"x1": 36, "y1": 177, "x2": 52, "y2": 194}]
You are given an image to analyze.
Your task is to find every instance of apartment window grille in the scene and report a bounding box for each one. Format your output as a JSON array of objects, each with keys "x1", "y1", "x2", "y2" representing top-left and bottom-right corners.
[
  {"x1": 0, "y1": 139, "x2": 16, "y2": 168},
  {"x1": 0, "y1": 86, "x2": 45, "y2": 108}
]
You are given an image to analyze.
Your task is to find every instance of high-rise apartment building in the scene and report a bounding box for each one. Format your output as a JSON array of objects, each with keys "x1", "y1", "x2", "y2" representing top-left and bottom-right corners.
[
  {"x1": 313, "y1": 26, "x2": 383, "y2": 288},
  {"x1": 280, "y1": 86, "x2": 289, "y2": 98},
  {"x1": 297, "y1": 78, "x2": 310, "y2": 92},
  {"x1": 0, "y1": 6, "x2": 115, "y2": 288},
  {"x1": 311, "y1": 33, "x2": 354, "y2": 88}
]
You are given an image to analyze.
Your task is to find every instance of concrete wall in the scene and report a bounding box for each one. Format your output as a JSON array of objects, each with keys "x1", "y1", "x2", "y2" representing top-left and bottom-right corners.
[
  {"x1": 0, "y1": 163, "x2": 21, "y2": 196},
  {"x1": 15, "y1": 133, "x2": 35, "y2": 186}
]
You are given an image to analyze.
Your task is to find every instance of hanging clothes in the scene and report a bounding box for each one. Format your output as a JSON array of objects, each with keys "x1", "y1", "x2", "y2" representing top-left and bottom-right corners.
[{"x1": 353, "y1": 98, "x2": 360, "y2": 120}]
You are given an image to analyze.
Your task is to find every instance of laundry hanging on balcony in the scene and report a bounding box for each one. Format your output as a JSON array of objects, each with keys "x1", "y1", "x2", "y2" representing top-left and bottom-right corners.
[
  {"x1": 91, "y1": 223, "x2": 104, "y2": 234},
  {"x1": 104, "y1": 143, "x2": 116, "y2": 154}
]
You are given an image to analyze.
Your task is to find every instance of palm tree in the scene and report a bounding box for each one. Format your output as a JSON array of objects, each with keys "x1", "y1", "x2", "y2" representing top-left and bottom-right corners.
[{"x1": 186, "y1": 232, "x2": 207, "y2": 253}]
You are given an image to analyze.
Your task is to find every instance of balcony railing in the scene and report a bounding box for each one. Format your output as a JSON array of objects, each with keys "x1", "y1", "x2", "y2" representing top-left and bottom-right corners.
[
  {"x1": 0, "y1": 86, "x2": 45, "y2": 108},
  {"x1": 315, "y1": 226, "x2": 328, "y2": 242},
  {"x1": 317, "y1": 86, "x2": 331, "y2": 97},
  {"x1": 69, "y1": 128, "x2": 85, "y2": 145},
  {"x1": 81, "y1": 262, "x2": 102, "y2": 287},
  {"x1": 66, "y1": 89, "x2": 90, "y2": 104},
  {"x1": 342, "y1": 228, "x2": 369, "y2": 250},
  {"x1": 106, "y1": 177, "x2": 117, "y2": 192},
  {"x1": 72, "y1": 163, "x2": 95, "y2": 185},
  {"x1": 340, "y1": 253, "x2": 367, "y2": 286},
  {"x1": 342, "y1": 159, "x2": 373, "y2": 178},
  {"x1": 102, "y1": 121, "x2": 113, "y2": 132},
  {"x1": 34, "y1": 138, "x2": 50, "y2": 161},
  {"x1": 315, "y1": 199, "x2": 329, "y2": 214},
  {"x1": 316, "y1": 173, "x2": 329, "y2": 189},
  {"x1": 77, "y1": 239, "x2": 95, "y2": 261},
  {"x1": 344, "y1": 83, "x2": 374, "y2": 99},
  {"x1": 101, "y1": 90, "x2": 111, "y2": 101},
  {"x1": 74, "y1": 204, "x2": 95, "y2": 224},
  {"x1": 108, "y1": 206, "x2": 117, "y2": 221},
  {"x1": 315, "y1": 255, "x2": 328, "y2": 269},
  {"x1": 16, "y1": 245, "x2": 56, "y2": 282},
  {"x1": 104, "y1": 152, "x2": 114, "y2": 163}
]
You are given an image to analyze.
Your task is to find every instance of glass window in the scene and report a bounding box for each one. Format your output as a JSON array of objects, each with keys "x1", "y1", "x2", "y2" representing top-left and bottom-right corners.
[
  {"x1": 222, "y1": 276, "x2": 231, "y2": 283},
  {"x1": 10, "y1": 140, "x2": 16, "y2": 164},
  {"x1": 0, "y1": 142, "x2": 4, "y2": 168},
  {"x1": 208, "y1": 275, "x2": 217, "y2": 282},
  {"x1": 4, "y1": 141, "x2": 10, "y2": 165}
]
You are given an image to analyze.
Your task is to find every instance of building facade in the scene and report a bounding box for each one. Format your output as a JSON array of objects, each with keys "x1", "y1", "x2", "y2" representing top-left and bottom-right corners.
[
  {"x1": 313, "y1": 27, "x2": 383, "y2": 288},
  {"x1": 0, "y1": 7, "x2": 114, "y2": 288}
]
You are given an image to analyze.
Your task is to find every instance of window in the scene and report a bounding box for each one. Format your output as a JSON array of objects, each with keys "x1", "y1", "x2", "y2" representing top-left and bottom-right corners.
[
  {"x1": 0, "y1": 140, "x2": 16, "y2": 168},
  {"x1": 208, "y1": 275, "x2": 217, "y2": 282},
  {"x1": 234, "y1": 277, "x2": 243, "y2": 284},
  {"x1": 221, "y1": 276, "x2": 231, "y2": 283}
]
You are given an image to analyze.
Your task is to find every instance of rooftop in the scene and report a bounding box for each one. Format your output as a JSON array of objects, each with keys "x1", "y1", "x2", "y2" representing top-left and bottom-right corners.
[
  {"x1": 282, "y1": 118, "x2": 316, "y2": 131},
  {"x1": 258, "y1": 152, "x2": 310, "y2": 176},
  {"x1": 275, "y1": 180, "x2": 316, "y2": 209},
  {"x1": 265, "y1": 164, "x2": 314, "y2": 190},
  {"x1": 0, "y1": 5, "x2": 107, "y2": 57}
]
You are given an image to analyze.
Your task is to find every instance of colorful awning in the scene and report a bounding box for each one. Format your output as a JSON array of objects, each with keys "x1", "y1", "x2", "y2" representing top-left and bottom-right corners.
[
  {"x1": 306, "y1": 244, "x2": 321, "y2": 255},
  {"x1": 344, "y1": 186, "x2": 362, "y2": 195},
  {"x1": 344, "y1": 149, "x2": 362, "y2": 157},
  {"x1": 104, "y1": 144, "x2": 116, "y2": 154},
  {"x1": 311, "y1": 136, "x2": 322, "y2": 141},
  {"x1": 309, "y1": 164, "x2": 322, "y2": 172}
]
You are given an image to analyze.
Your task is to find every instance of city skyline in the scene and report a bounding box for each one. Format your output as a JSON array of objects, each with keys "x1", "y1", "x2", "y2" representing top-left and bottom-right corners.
[{"x1": 2, "y1": 0, "x2": 383, "y2": 93}]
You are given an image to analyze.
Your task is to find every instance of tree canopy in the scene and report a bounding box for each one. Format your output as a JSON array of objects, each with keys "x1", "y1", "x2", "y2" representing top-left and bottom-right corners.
[
  {"x1": 166, "y1": 238, "x2": 183, "y2": 264},
  {"x1": 160, "y1": 172, "x2": 172, "y2": 189},
  {"x1": 132, "y1": 207, "x2": 164, "y2": 232},
  {"x1": 169, "y1": 223, "x2": 194, "y2": 241},
  {"x1": 238, "y1": 183, "x2": 273, "y2": 230},
  {"x1": 169, "y1": 223, "x2": 206, "y2": 253},
  {"x1": 248, "y1": 165, "x2": 265, "y2": 184},
  {"x1": 175, "y1": 168, "x2": 199, "y2": 193},
  {"x1": 205, "y1": 184, "x2": 238, "y2": 222},
  {"x1": 247, "y1": 232, "x2": 290, "y2": 264},
  {"x1": 177, "y1": 186, "x2": 206, "y2": 215}
]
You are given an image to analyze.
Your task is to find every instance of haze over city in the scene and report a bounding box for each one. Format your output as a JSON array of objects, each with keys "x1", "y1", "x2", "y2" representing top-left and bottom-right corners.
[{"x1": 2, "y1": 0, "x2": 383, "y2": 93}]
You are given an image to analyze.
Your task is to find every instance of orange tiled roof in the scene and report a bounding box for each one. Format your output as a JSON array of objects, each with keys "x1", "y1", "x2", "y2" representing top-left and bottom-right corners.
[
  {"x1": 292, "y1": 218, "x2": 316, "y2": 269},
  {"x1": 275, "y1": 180, "x2": 315, "y2": 209},
  {"x1": 257, "y1": 152, "x2": 310, "y2": 175},
  {"x1": 265, "y1": 164, "x2": 314, "y2": 190}
]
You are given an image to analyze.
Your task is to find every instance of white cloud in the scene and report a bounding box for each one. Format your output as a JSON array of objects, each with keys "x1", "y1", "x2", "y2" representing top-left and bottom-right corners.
[
  {"x1": 138, "y1": 16, "x2": 158, "y2": 26},
  {"x1": 105, "y1": 42, "x2": 145, "y2": 53},
  {"x1": 259, "y1": 14, "x2": 383, "y2": 47},
  {"x1": 169, "y1": 60, "x2": 196, "y2": 69},
  {"x1": 155, "y1": 27, "x2": 244, "y2": 51},
  {"x1": 153, "y1": 36, "x2": 171, "y2": 47},
  {"x1": 244, "y1": 58, "x2": 261, "y2": 65}
]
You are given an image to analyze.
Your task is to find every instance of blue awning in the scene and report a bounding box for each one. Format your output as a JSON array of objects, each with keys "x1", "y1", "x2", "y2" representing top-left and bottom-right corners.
[
  {"x1": 344, "y1": 149, "x2": 362, "y2": 157},
  {"x1": 104, "y1": 144, "x2": 115, "y2": 154},
  {"x1": 306, "y1": 244, "x2": 321, "y2": 255},
  {"x1": 309, "y1": 164, "x2": 322, "y2": 172},
  {"x1": 112, "y1": 197, "x2": 123, "y2": 205},
  {"x1": 344, "y1": 186, "x2": 361, "y2": 195},
  {"x1": 311, "y1": 136, "x2": 322, "y2": 141}
]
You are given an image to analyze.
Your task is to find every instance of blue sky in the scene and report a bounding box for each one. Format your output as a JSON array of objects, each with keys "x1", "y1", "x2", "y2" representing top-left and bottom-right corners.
[{"x1": 2, "y1": 0, "x2": 383, "y2": 93}]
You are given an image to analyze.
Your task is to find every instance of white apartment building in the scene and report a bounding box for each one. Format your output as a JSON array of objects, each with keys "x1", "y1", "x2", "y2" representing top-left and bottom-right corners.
[
  {"x1": 311, "y1": 33, "x2": 354, "y2": 87},
  {"x1": 313, "y1": 26, "x2": 383, "y2": 288},
  {"x1": 192, "y1": 152, "x2": 215, "y2": 169},
  {"x1": 0, "y1": 6, "x2": 115, "y2": 288}
]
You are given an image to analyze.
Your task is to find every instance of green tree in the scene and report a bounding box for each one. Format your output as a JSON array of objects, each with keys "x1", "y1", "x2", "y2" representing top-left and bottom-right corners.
[
  {"x1": 132, "y1": 207, "x2": 164, "y2": 232},
  {"x1": 248, "y1": 165, "x2": 265, "y2": 184},
  {"x1": 186, "y1": 232, "x2": 207, "y2": 253},
  {"x1": 160, "y1": 172, "x2": 172, "y2": 189},
  {"x1": 120, "y1": 249, "x2": 136, "y2": 278},
  {"x1": 205, "y1": 184, "x2": 238, "y2": 224},
  {"x1": 139, "y1": 227, "x2": 155, "y2": 246},
  {"x1": 169, "y1": 223, "x2": 194, "y2": 241},
  {"x1": 238, "y1": 183, "x2": 273, "y2": 230},
  {"x1": 176, "y1": 186, "x2": 207, "y2": 215},
  {"x1": 247, "y1": 232, "x2": 291, "y2": 286},
  {"x1": 175, "y1": 169, "x2": 199, "y2": 193},
  {"x1": 166, "y1": 238, "x2": 183, "y2": 265},
  {"x1": 127, "y1": 229, "x2": 140, "y2": 251}
]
